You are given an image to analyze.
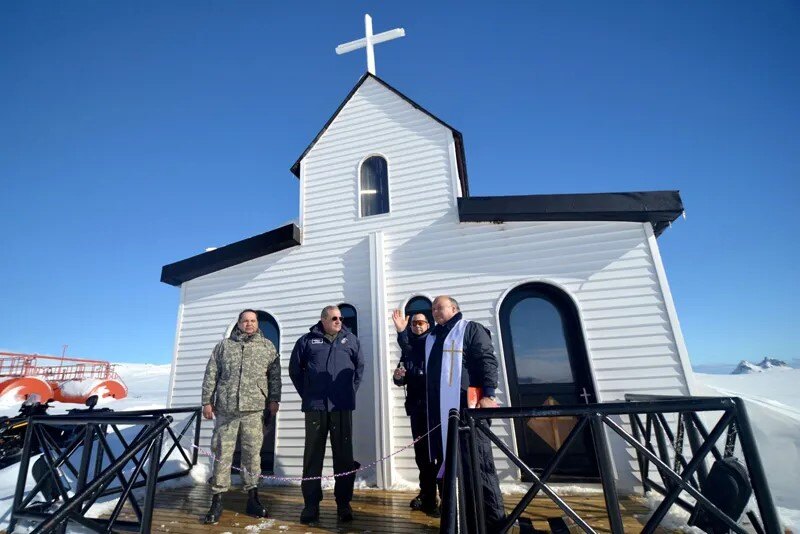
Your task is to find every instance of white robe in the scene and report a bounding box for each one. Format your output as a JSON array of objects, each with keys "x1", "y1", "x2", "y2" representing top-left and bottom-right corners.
[{"x1": 425, "y1": 318, "x2": 469, "y2": 477}]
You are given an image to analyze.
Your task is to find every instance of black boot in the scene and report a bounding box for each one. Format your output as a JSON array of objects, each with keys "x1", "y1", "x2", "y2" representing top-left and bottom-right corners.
[
  {"x1": 246, "y1": 488, "x2": 269, "y2": 518},
  {"x1": 300, "y1": 504, "x2": 320, "y2": 524},
  {"x1": 203, "y1": 493, "x2": 223, "y2": 524}
]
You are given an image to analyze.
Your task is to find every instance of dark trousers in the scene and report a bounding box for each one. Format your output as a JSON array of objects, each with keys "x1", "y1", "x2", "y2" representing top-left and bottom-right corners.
[
  {"x1": 435, "y1": 420, "x2": 506, "y2": 531},
  {"x1": 301, "y1": 410, "x2": 355, "y2": 507},
  {"x1": 462, "y1": 423, "x2": 506, "y2": 530},
  {"x1": 409, "y1": 410, "x2": 438, "y2": 503}
]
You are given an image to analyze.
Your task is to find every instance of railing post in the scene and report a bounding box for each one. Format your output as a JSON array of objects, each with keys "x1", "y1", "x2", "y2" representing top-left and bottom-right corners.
[
  {"x1": 9, "y1": 416, "x2": 36, "y2": 533},
  {"x1": 440, "y1": 408, "x2": 461, "y2": 534},
  {"x1": 731, "y1": 398, "x2": 782, "y2": 534},
  {"x1": 192, "y1": 409, "x2": 201, "y2": 465},
  {"x1": 140, "y1": 426, "x2": 164, "y2": 533},
  {"x1": 466, "y1": 413, "x2": 486, "y2": 534},
  {"x1": 591, "y1": 414, "x2": 624, "y2": 534}
]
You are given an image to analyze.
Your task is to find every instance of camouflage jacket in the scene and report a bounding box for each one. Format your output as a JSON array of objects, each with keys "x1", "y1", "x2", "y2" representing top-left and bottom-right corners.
[{"x1": 201, "y1": 328, "x2": 281, "y2": 414}]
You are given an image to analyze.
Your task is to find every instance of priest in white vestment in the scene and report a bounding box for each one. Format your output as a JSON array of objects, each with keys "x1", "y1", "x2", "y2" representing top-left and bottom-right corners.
[{"x1": 425, "y1": 295, "x2": 506, "y2": 530}]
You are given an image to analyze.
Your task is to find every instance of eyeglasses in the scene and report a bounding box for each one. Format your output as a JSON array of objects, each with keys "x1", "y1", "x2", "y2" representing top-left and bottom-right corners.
[
  {"x1": 329, "y1": 316, "x2": 343, "y2": 322},
  {"x1": 412, "y1": 321, "x2": 428, "y2": 326}
]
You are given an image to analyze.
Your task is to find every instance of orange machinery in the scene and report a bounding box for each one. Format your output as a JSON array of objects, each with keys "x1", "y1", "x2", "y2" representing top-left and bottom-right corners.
[{"x1": 0, "y1": 352, "x2": 127, "y2": 403}]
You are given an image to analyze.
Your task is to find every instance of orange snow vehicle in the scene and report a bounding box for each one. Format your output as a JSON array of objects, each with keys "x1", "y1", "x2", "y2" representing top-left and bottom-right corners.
[{"x1": 0, "y1": 352, "x2": 127, "y2": 404}]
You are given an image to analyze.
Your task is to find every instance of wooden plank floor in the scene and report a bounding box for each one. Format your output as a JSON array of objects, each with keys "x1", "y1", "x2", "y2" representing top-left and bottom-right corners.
[{"x1": 130, "y1": 484, "x2": 665, "y2": 533}]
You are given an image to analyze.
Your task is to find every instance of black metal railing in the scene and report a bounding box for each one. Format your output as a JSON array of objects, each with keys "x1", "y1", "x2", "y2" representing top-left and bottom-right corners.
[
  {"x1": 9, "y1": 407, "x2": 201, "y2": 533},
  {"x1": 440, "y1": 397, "x2": 782, "y2": 534}
]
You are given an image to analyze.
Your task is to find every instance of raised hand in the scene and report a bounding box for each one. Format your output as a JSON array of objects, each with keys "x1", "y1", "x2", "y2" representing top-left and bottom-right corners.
[{"x1": 391, "y1": 309, "x2": 409, "y2": 332}]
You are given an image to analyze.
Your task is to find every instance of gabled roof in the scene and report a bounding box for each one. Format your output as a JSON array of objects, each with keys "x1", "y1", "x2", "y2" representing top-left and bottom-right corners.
[
  {"x1": 457, "y1": 190, "x2": 684, "y2": 237},
  {"x1": 290, "y1": 73, "x2": 470, "y2": 197},
  {"x1": 160, "y1": 223, "x2": 301, "y2": 286}
]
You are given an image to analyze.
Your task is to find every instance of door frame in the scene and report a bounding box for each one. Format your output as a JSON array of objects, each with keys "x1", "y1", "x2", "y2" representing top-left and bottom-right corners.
[{"x1": 495, "y1": 280, "x2": 602, "y2": 481}]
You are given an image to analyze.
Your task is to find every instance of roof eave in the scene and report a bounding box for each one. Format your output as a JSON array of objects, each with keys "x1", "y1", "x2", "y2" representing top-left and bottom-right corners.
[{"x1": 160, "y1": 223, "x2": 302, "y2": 287}]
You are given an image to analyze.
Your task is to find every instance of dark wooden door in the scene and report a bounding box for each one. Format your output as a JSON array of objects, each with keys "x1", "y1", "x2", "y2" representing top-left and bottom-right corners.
[{"x1": 499, "y1": 284, "x2": 598, "y2": 479}]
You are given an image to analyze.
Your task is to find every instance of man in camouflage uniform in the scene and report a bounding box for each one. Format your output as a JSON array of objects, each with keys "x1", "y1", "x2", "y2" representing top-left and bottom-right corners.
[{"x1": 200, "y1": 309, "x2": 281, "y2": 524}]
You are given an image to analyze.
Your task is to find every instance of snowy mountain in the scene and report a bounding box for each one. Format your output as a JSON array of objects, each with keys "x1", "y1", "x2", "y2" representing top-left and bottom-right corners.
[{"x1": 732, "y1": 357, "x2": 793, "y2": 374}]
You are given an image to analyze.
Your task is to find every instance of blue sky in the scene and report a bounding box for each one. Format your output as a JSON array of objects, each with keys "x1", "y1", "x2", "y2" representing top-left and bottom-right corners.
[{"x1": 1, "y1": 1, "x2": 797, "y2": 367}]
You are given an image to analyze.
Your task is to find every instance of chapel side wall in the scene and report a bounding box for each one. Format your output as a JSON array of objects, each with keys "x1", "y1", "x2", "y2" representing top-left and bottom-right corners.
[{"x1": 383, "y1": 219, "x2": 693, "y2": 491}]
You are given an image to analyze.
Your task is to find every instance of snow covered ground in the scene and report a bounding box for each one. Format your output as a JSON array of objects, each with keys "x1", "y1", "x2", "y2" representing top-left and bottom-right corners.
[
  {"x1": 0, "y1": 363, "x2": 797, "y2": 531},
  {"x1": 695, "y1": 369, "x2": 800, "y2": 532}
]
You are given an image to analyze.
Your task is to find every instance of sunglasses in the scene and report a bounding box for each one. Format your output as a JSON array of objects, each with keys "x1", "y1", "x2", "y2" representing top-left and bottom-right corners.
[
  {"x1": 412, "y1": 321, "x2": 428, "y2": 326},
  {"x1": 329, "y1": 316, "x2": 343, "y2": 322}
]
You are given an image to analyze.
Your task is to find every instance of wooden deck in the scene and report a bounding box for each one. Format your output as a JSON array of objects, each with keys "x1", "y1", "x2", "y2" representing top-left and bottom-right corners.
[{"x1": 134, "y1": 484, "x2": 665, "y2": 533}]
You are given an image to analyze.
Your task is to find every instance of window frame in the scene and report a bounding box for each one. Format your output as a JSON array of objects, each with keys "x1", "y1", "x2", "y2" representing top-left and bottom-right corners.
[
  {"x1": 357, "y1": 153, "x2": 391, "y2": 219},
  {"x1": 337, "y1": 303, "x2": 359, "y2": 337}
]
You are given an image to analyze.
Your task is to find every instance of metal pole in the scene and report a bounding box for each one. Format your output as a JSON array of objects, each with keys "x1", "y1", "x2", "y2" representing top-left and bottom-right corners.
[
  {"x1": 731, "y1": 398, "x2": 782, "y2": 534},
  {"x1": 590, "y1": 415, "x2": 624, "y2": 533},
  {"x1": 192, "y1": 409, "x2": 201, "y2": 465},
  {"x1": 140, "y1": 427, "x2": 164, "y2": 533},
  {"x1": 9, "y1": 416, "x2": 37, "y2": 533},
  {"x1": 466, "y1": 415, "x2": 486, "y2": 534},
  {"x1": 440, "y1": 409, "x2": 460, "y2": 534},
  {"x1": 683, "y1": 415, "x2": 709, "y2": 489}
]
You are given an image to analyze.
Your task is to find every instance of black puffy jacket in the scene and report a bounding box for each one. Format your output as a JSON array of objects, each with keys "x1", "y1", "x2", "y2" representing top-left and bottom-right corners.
[
  {"x1": 394, "y1": 329, "x2": 429, "y2": 416},
  {"x1": 289, "y1": 323, "x2": 364, "y2": 412}
]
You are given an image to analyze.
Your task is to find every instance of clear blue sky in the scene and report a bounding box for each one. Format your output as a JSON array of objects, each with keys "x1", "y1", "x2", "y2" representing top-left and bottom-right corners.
[{"x1": 1, "y1": 1, "x2": 797, "y2": 366}]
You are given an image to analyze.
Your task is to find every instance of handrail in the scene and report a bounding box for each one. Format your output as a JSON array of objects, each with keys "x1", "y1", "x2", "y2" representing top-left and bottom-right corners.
[
  {"x1": 439, "y1": 396, "x2": 781, "y2": 534},
  {"x1": 9, "y1": 406, "x2": 202, "y2": 533}
]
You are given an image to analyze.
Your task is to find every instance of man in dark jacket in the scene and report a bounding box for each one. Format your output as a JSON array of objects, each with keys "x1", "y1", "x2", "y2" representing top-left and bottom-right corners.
[
  {"x1": 392, "y1": 309, "x2": 439, "y2": 516},
  {"x1": 426, "y1": 295, "x2": 506, "y2": 531},
  {"x1": 289, "y1": 305, "x2": 365, "y2": 524}
]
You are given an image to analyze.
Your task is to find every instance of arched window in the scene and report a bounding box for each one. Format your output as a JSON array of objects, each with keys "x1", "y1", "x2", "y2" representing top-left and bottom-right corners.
[
  {"x1": 404, "y1": 296, "x2": 433, "y2": 327},
  {"x1": 256, "y1": 311, "x2": 280, "y2": 349},
  {"x1": 338, "y1": 303, "x2": 358, "y2": 336},
  {"x1": 499, "y1": 283, "x2": 598, "y2": 478},
  {"x1": 360, "y1": 156, "x2": 389, "y2": 217}
]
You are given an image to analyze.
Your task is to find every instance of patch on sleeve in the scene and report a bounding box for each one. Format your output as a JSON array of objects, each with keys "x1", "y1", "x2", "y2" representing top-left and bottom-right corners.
[{"x1": 340, "y1": 338, "x2": 348, "y2": 344}]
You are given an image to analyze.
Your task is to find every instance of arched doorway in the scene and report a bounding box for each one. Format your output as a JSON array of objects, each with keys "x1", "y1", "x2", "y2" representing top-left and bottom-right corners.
[{"x1": 499, "y1": 283, "x2": 598, "y2": 479}]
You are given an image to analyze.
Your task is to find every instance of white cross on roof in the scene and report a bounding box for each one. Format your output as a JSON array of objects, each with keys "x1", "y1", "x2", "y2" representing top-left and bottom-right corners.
[{"x1": 335, "y1": 14, "x2": 405, "y2": 75}]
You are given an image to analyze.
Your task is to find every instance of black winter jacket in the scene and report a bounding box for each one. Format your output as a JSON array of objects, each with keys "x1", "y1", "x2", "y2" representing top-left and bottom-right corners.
[
  {"x1": 289, "y1": 323, "x2": 364, "y2": 412},
  {"x1": 393, "y1": 329, "x2": 429, "y2": 416}
]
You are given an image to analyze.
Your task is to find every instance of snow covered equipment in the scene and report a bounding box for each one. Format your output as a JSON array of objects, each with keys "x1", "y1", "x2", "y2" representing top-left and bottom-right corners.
[{"x1": 688, "y1": 457, "x2": 753, "y2": 534}]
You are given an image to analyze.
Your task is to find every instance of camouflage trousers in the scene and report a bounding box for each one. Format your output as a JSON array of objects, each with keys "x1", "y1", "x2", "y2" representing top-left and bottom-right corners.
[{"x1": 210, "y1": 410, "x2": 264, "y2": 494}]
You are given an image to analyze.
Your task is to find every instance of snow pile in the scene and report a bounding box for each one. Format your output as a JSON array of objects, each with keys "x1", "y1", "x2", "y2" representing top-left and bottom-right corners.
[{"x1": 58, "y1": 378, "x2": 103, "y2": 397}]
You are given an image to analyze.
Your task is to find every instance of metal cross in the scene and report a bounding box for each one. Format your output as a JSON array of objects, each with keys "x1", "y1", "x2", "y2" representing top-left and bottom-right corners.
[
  {"x1": 335, "y1": 14, "x2": 405, "y2": 75},
  {"x1": 580, "y1": 388, "x2": 592, "y2": 404},
  {"x1": 442, "y1": 342, "x2": 462, "y2": 386}
]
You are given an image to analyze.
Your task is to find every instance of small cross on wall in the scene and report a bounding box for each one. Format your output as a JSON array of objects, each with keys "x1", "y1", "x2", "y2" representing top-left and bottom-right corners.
[{"x1": 336, "y1": 14, "x2": 405, "y2": 75}]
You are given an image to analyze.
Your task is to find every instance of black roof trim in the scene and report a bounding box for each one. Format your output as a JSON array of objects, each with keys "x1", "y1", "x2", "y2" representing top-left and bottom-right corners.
[
  {"x1": 458, "y1": 191, "x2": 684, "y2": 237},
  {"x1": 290, "y1": 73, "x2": 470, "y2": 197},
  {"x1": 160, "y1": 223, "x2": 302, "y2": 286}
]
